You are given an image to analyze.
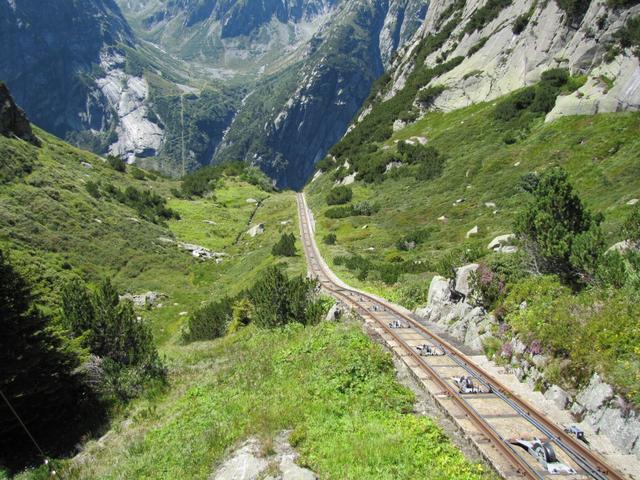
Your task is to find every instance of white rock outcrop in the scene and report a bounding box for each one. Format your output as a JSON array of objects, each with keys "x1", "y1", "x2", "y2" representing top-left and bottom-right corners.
[
  {"x1": 385, "y1": 0, "x2": 640, "y2": 121},
  {"x1": 96, "y1": 51, "x2": 164, "y2": 163}
]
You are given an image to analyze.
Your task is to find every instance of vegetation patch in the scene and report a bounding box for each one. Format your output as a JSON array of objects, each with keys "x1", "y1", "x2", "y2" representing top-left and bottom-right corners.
[
  {"x1": 326, "y1": 185, "x2": 353, "y2": 205},
  {"x1": 464, "y1": 0, "x2": 512, "y2": 34}
]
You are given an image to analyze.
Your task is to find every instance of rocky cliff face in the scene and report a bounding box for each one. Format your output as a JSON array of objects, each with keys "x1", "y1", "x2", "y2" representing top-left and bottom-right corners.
[
  {"x1": 379, "y1": 0, "x2": 640, "y2": 123},
  {"x1": 0, "y1": 83, "x2": 38, "y2": 145}
]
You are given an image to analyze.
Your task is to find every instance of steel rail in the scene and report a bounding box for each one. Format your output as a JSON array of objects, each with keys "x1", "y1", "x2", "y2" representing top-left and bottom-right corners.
[
  {"x1": 296, "y1": 194, "x2": 542, "y2": 479},
  {"x1": 296, "y1": 193, "x2": 627, "y2": 480}
]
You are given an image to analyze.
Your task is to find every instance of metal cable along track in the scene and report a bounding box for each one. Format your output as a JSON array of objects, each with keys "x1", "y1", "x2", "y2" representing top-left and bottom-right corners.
[{"x1": 296, "y1": 193, "x2": 626, "y2": 480}]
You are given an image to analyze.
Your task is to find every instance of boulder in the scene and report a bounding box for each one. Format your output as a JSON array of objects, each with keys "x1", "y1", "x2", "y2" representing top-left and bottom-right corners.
[
  {"x1": 544, "y1": 385, "x2": 572, "y2": 410},
  {"x1": 120, "y1": 291, "x2": 167, "y2": 308},
  {"x1": 592, "y1": 407, "x2": 640, "y2": 454},
  {"x1": 385, "y1": 161, "x2": 403, "y2": 173},
  {"x1": 247, "y1": 224, "x2": 265, "y2": 237},
  {"x1": 210, "y1": 439, "x2": 268, "y2": 480},
  {"x1": 246, "y1": 198, "x2": 258, "y2": 204},
  {"x1": 280, "y1": 455, "x2": 317, "y2": 480},
  {"x1": 454, "y1": 263, "x2": 479, "y2": 297},
  {"x1": 570, "y1": 402, "x2": 586, "y2": 418},
  {"x1": 487, "y1": 234, "x2": 516, "y2": 251},
  {"x1": 337, "y1": 172, "x2": 356, "y2": 186},
  {"x1": 427, "y1": 275, "x2": 451, "y2": 306},
  {"x1": 393, "y1": 119, "x2": 406, "y2": 131},
  {"x1": 179, "y1": 242, "x2": 227, "y2": 260},
  {"x1": 607, "y1": 239, "x2": 639, "y2": 254},
  {"x1": 484, "y1": 202, "x2": 496, "y2": 208},
  {"x1": 466, "y1": 226, "x2": 479, "y2": 238},
  {"x1": 325, "y1": 303, "x2": 342, "y2": 321},
  {"x1": 437, "y1": 215, "x2": 448, "y2": 222},
  {"x1": 576, "y1": 373, "x2": 614, "y2": 412},
  {"x1": 627, "y1": 198, "x2": 639, "y2": 206},
  {"x1": 81, "y1": 162, "x2": 93, "y2": 169},
  {"x1": 409, "y1": 136, "x2": 428, "y2": 145}
]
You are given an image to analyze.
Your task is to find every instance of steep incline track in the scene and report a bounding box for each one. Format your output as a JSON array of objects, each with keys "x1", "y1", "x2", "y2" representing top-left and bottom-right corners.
[{"x1": 296, "y1": 193, "x2": 627, "y2": 480}]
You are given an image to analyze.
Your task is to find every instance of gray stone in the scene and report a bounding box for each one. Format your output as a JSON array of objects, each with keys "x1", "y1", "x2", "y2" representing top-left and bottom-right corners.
[
  {"x1": 594, "y1": 407, "x2": 640, "y2": 454},
  {"x1": 487, "y1": 234, "x2": 516, "y2": 251},
  {"x1": 576, "y1": 373, "x2": 614, "y2": 412},
  {"x1": 427, "y1": 275, "x2": 451, "y2": 306},
  {"x1": 325, "y1": 303, "x2": 342, "y2": 321},
  {"x1": 513, "y1": 339, "x2": 527, "y2": 356},
  {"x1": 247, "y1": 224, "x2": 265, "y2": 237},
  {"x1": 465, "y1": 225, "x2": 479, "y2": 238},
  {"x1": 210, "y1": 439, "x2": 268, "y2": 480},
  {"x1": 607, "y1": 239, "x2": 639, "y2": 254},
  {"x1": 544, "y1": 385, "x2": 571, "y2": 410},
  {"x1": 280, "y1": 455, "x2": 317, "y2": 480},
  {"x1": 570, "y1": 402, "x2": 586, "y2": 418},
  {"x1": 627, "y1": 198, "x2": 639, "y2": 206},
  {"x1": 454, "y1": 263, "x2": 479, "y2": 297},
  {"x1": 120, "y1": 291, "x2": 167, "y2": 308},
  {"x1": 531, "y1": 354, "x2": 550, "y2": 369}
]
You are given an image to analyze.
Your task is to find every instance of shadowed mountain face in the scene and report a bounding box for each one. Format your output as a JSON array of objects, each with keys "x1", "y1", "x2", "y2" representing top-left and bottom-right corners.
[
  {"x1": 0, "y1": 0, "x2": 428, "y2": 187},
  {"x1": 0, "y1": 0, "x2": 133, "y2": 137}
]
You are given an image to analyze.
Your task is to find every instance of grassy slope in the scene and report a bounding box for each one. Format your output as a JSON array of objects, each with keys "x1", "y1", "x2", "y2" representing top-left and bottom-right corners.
[
  {"x1": 53, "y1": 321, "x2": 489, "y2": 480},
  {"x1": 5, "y1": 131, "x2": 489, "y2": 479},
  {"x1": 0, "y1": 127, "x2": 301, "y2": 345},
  {"x1": 305, "y1": 105, "x2": 640, "y2": 302}
]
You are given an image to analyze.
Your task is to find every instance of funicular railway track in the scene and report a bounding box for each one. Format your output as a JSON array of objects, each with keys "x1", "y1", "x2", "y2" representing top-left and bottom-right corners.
[{"x1": 296, "y1": 193, "x2": 627, "y2": 480}]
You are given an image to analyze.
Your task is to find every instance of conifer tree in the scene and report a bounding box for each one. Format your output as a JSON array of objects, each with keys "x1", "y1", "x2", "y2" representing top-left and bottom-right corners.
[{"x1": 0, "y1": 251, "x2": 90, "y2": 469}]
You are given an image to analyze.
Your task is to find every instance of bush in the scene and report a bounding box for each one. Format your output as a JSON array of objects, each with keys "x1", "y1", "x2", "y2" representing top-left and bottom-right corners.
[
  {"x1": 272, "y1": 233, "x2": 296, "y2": 257},
  {"x1": 494, "y1": 70, "x2": 571, "y2": 123},
  {"x1": 396, "y1": 227, "x2": 434, "y2": 251},
  {"x1": 227, "y1": 298, "x2": 253, "y2": 334},
  {"x1": 555, "y1": 0, "x2": 591, "y2": 22},
  {"x1": 464, "y1": 0, "x2": 512, "y2": 34},
  {"x1": 316, "y1": 156, "x2": 337, "y2": 172},
  {"x1": 512, "y1": 13, "x2": 530, "y2": 34},
  {"x1": 416, "y1": 85, "x2": 446, "y2": 106},
  {"x1": 250, "y1": 267, "x2": 321, "y2": 328},
  {"x1": 467, "y1": 37, "x2": 488, "y2": 56},
  {"x1": 130, "y1": 166, "x2": 146, "y2": 180},
  {"x1": 86, "y1": 181, "x2": 101, "y2": 199},
  {"x1": 323, "y1": 233, "x2": 337, "y2": 245},
  {"x1": 182, "y1": 297, "x2": 233, "y2": 342},
  {"x1": 107, "y1": 155, "x2": 126, "y2": 172},
  {"x1": 62, "y1": 278, "x2": 165, "y2": 402},
  {"x1": 107, "y1": 185, "x2": 180, "y2": 224},
  {"x1": 326, "y1": 186, "x2": 353, "y2": 205},
  {"x1": 515, "y1": 167, "x2": 599, "y2": 283},
  {"x1": 334, "y1": 254, "x2": 428, "y2": 285},
  {"x1": 326, "y1": 201, "x2": 378, "y2": 219}
]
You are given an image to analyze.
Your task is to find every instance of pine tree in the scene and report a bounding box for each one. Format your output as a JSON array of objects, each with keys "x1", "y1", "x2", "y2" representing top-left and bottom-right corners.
[
  {"x1": 0, "y1": 251, "x2": 92, "y2": 470},
  {"x1": 272, "y1": 233, "x2": 296, "y2": 257}
]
